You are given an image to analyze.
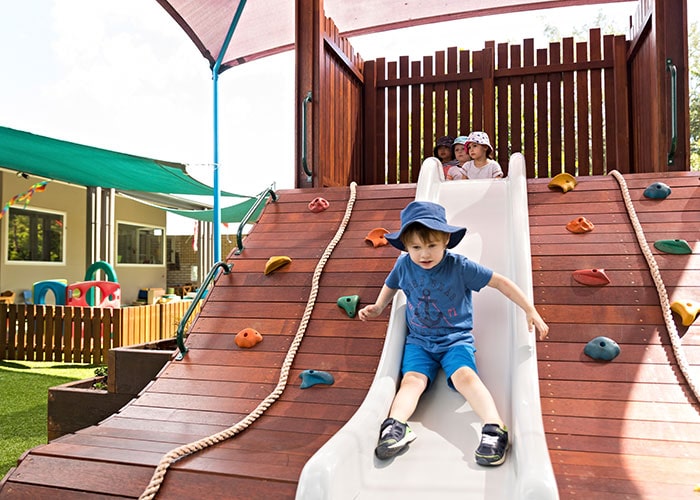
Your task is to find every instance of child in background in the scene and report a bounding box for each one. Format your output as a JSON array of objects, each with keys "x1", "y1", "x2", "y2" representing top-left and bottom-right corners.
[
  {"x1": 433, "y1": 135, "x2": 458, "y2": 177},
  {"x1": 358, "y1": 201, "x2": 549, "y2": 465},
  {"x1": 446, "y1": 136, "x2": 469, "y2": 180},
  {"x1": 462, "y1": 131, "x2": 503, "y2": 179}
]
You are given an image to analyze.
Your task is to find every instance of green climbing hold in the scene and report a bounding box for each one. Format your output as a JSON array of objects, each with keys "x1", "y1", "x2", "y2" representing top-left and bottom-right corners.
[
  {"x1": 337, "y1": 295, "x2": 360, "y2": 318},
  {"x1": 584, "y1": 336, "x2": 621, "y2": 361},
  {"x1": 653, "y1": 239, "x2": 692, "y2": 255}
]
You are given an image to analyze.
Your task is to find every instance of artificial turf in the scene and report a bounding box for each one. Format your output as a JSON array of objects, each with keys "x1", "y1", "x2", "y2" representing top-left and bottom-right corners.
[{"x1": 0, "y1": 360, "x2": 99, "y2": 478}]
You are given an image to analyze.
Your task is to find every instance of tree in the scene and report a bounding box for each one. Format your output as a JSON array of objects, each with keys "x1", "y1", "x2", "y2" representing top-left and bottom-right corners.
[{"x1": 688, "y1": 21, "x2": 700, "y2": 171}]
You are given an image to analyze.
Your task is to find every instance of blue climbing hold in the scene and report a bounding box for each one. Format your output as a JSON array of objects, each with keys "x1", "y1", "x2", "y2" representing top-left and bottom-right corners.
[
  {"x1": 643, "y1": 182, "x2": 671, "y2": 199},
  {"x1": 584, "y1": 336, "x2": 621, "y2": 361},
  {"x1": 299, "y1": 369, "x2": 335, "y2": 389}
]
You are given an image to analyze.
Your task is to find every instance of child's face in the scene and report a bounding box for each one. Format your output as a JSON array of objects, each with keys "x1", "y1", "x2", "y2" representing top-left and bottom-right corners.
[
  {"x1": 404, "y1": 232, "x2": 449, "y2": 270},
  {"x1": 454, "y1": 144, "x2": 469, "y2": 163},
  {"x1": 436, "y1": 146, "x2": 452, "y2": 162},
  {"x1": 468, "y1": 143, "x2": 489, "y2": 160}
]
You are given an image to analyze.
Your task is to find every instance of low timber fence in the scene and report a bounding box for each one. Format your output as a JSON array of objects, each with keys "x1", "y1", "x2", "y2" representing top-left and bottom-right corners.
[{"x1": 0, "y1": 301, "x2": 202, "y2": 365}]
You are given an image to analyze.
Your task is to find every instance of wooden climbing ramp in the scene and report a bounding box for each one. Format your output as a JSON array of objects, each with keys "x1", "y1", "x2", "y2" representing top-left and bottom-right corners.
[{"x1": 0, "y1": 172, "x2": 699, "y2": 499}]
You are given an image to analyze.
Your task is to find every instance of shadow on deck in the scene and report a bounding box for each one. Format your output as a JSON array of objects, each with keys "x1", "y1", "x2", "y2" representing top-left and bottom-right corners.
[{"x1": 0, "y1": 173, "x2": 698, "y2": 499}]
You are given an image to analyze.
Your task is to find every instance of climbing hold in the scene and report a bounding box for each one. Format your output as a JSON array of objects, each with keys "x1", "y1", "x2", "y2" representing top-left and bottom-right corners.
[
  {"x1": 670, "y1": 300, "x2": 700, "y2": 326},
  {"x1": 365, "y1": 228, "x2": 390, "y2": 247},
  {"x1": 643, "y1": 182, "x2": 672, "y2": 199},
  {"x1": 299, "y1": 369, "x2": 335, "y2": 389},
  {"x1": 584, "y1": 336, "x2": 621, "y2": 361},
  {"x1": 566, "y1": 217, "x2": 595, "y2": 233},
  {"x1": 308, "y1": 197, "x2": 330, "y2": 213},
  {"x1": 548, "y1": 173, "x2": 578, "y2": 192},
  {"x1": 653, "y1": 239, "x2": 692, "y2": 255},
  {"x1": 337, "y1": 295, "x2": 360, "y2": 318},
  {"x1": 264, "y1": 256, "x2": 292, "y2": 275},
  {"x1": 235, "y1": 328, "x2": 263, "y2": 348},
  {"x1": 573, "y1": 269, "x2": 611, "y2": 286}
]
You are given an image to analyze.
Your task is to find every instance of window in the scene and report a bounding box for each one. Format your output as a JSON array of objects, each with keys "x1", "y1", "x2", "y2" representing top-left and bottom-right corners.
[
  {"x1": 117, "y1": 222, "x2": 164, "y2": 265},
  {"x1": 7, "y1": 207, "x2": 64, "y2": 262}
]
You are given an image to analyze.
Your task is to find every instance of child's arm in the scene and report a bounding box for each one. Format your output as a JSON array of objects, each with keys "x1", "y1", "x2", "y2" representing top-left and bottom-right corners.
[
  {"x1": 358, "y1": 284, "x2": 398, "y2": 321},
  {"x1": 487, "y1": 272, "x2": 549, "y2": 340}
]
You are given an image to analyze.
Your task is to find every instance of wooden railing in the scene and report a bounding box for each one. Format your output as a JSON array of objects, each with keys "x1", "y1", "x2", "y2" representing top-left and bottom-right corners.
[
  {"x1": 363, "y1": 28, "x2": 630, "y2": 183},
  {"x1": 0, "y1": 301, "x2": 202, "y2": 365}
]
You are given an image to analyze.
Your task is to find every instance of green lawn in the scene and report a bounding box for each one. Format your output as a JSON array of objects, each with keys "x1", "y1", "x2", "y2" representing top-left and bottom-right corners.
[{"x1": 0, "y1": 360, "x2": 99, "y2": 479}]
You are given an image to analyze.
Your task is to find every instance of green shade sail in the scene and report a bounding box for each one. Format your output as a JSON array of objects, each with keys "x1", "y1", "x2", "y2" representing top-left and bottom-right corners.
[{"x1": 0, "y1": 126, "x2": 239, "y2": 196}]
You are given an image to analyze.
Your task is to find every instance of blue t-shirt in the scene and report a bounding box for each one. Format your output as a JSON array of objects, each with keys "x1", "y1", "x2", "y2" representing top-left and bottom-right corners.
[{"x1": 385, "y1": 251, "x2": 493, "y2": 352}]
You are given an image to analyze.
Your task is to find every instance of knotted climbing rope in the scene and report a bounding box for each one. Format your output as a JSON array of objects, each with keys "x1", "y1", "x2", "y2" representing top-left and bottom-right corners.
[
  {"x1": 139, "y1": 182, "x2": 358, "y2": 500},
  {"x1": 609, "y1": 170, "x2": 699, "y2": 403}
]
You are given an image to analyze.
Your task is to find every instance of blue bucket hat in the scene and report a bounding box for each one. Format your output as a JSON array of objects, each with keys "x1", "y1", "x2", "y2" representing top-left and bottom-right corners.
[{"x1": 385, "y1": 201, "x2": 467, "y2": 251}]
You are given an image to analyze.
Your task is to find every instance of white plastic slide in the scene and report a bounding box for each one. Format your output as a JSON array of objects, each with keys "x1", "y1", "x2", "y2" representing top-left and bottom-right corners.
[{"x1": 296, "y1": 155, "x2": 558, "y2": 500}]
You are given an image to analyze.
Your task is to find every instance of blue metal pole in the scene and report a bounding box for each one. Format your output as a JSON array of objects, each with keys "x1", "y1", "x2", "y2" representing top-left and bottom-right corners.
[{"x1": 211, "y1": 0, "x2": 248, "y2": 263}]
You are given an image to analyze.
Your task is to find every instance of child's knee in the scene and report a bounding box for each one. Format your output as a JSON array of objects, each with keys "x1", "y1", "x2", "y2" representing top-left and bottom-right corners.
[
  {"x1": 401, "y1": 371, "x2": 429, "y2": 390},
  {"x1": 451, "y1": 366, "x2": 479, "y2": 385}
]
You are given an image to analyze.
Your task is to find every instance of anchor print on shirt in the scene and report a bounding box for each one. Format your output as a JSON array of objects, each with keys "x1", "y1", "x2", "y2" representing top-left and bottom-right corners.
[{"x1": 412, "y1": 288, "x2": 454, "y2": 329}]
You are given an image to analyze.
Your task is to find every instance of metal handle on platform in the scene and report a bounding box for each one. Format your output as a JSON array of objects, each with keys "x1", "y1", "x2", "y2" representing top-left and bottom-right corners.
[
  {"x1": 666, "y1": 58, "x2": 677, "y2": 166},
  {"x1": 175, "y1": 261, "x2": 232, "y2": 360},
  {"x1": 301, "y1": 91, "x2": 313, "y2": 181},
  {"x1": 235, "y1": 184, "x2": 278, "y2": 255}
]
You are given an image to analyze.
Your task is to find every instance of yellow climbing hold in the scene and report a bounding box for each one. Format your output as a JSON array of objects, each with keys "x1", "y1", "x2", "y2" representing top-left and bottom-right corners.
[
  {"x1": 264, "y1": 255, "x2": 292, "y2": 275},
  {"x1": 670, "y1": 300, "x2": 700, "y2": 326},
  {"x1": 548, "y1": 172, "x2": 578, "y2": 193}
]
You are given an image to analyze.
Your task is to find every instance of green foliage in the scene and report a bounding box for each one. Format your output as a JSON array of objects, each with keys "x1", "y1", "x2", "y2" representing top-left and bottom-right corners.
[
  {"x1": 689, "y1": 22, "x2": 700, "y2": 171},
  {"x1": 0, "y1": 361, "x2": 100, "y2": 478}
]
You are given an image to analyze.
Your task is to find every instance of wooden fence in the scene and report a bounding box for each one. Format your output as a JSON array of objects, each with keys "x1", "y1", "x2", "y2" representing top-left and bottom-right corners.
[
  {"x1": 363, "y1": 28, "x2": 630, "y2": 184},
  {"x1": 0, "y1": 301, "x2": 202, "y2": 365}
]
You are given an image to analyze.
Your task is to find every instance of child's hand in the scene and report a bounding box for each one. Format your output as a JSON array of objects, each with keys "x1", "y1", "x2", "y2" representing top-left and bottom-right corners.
[
  {"x1": 527, "y1": 310, "x2": 549, "y2": 341},
  {"x1": 358, "y1": 304, "x2": 382, "y2": 321}
]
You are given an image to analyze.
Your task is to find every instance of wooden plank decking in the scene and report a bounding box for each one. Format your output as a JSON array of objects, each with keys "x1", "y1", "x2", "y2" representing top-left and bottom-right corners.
[{"x1": 0, "y1": 173, "x2": 698, "y2": 499}]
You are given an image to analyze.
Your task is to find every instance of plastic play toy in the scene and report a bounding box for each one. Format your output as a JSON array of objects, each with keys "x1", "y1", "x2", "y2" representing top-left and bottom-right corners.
[
  {"x1": 66, "y1": 281, "x2": 121, "y2": 308},
  {"x1": 566, "y1": 216, "x2": 595, "y2": 233},
  {"x1": 653, "y1": 239, "x2": 692, "y2": 254},
  {"x1": 32, "y1": 279, "x2": 68, "y2": 305},
  {"x1": 670, "y1": 300, "x2": 699, "y2": 326},
  {"x1": 299, "y1": 369, "x2": 334, "y2": 388},
  {"x1": 337, "y1": 295, "x2": 360, "y2": 317},
  {"x1": 643, "y1": 182, "x2": 672, "y2": 199},
  {"x1": 84, "y1": 260, "x2": 119, "y2": 306},
  {"x1": 264, "y1": 256, "x2": 292, "y2": 275},
  {"x1": 573, "y1": 269, "x2": 611, "y2": 286},
  {"x1": 548, "y1": 172, "x2": 577, "y2": 192},
  {"x1": 364, "y1": 227, "x2": 390, "y2": 247},
  {"x1": 235, "y1": 328, "x2": 263, "y2": 348},
  {"x1": 584, "y1": 336, "x2": 621, "y2": 361},
  {"x1": 308, "y1": 197, "x2": 330, "y2": 213}
]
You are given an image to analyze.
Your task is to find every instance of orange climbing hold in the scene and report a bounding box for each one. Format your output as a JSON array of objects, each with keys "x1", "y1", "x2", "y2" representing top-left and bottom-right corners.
[
  {"x1": 235, "y1": 328, "x2": 263, "y2": 348},
  {"x1": 365, "y1": 227, "x2": 390, "y2": 247},
  {"x1": 264, "y1": 256, "x2": 292, "y2": 275},
  {"x1": 566, "y1": 216, "x2": 595, "y2": 233},
  {"x1": 670, "y1": 300, "x2": 700, "y2": 326},
  {"x1": 548, "y1": 173, "x2": 578, "y2": 192}
]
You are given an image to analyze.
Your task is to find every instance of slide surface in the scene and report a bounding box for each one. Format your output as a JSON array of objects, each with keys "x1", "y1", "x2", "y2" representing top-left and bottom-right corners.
[{"x1": 297, "y1": 155, "x2": 558, "y2": 499}]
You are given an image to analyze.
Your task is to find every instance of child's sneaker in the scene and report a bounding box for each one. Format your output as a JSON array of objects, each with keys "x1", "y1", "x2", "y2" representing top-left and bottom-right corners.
[
  {"x1": 475, "y1": 423, "x2": 509, "y2": 466},
  {"x1": 375, "y1": 417, "x2": 416, "y2": 459}
]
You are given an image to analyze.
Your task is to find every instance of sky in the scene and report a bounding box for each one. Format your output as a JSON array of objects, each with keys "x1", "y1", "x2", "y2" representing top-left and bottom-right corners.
[{"x1": 1, "y1": 1, "x2": 697, "y2": 233}]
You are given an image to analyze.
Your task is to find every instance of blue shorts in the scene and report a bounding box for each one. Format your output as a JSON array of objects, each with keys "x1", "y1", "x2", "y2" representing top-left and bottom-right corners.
[{"x1": 401, "y1": 343, "x2": 478, "y2": 390}]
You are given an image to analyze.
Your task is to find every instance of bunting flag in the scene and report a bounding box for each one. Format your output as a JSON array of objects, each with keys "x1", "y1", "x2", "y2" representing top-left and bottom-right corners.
[{"x1": 0, "y1": 180, "x2": 50, "y2": 220}]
